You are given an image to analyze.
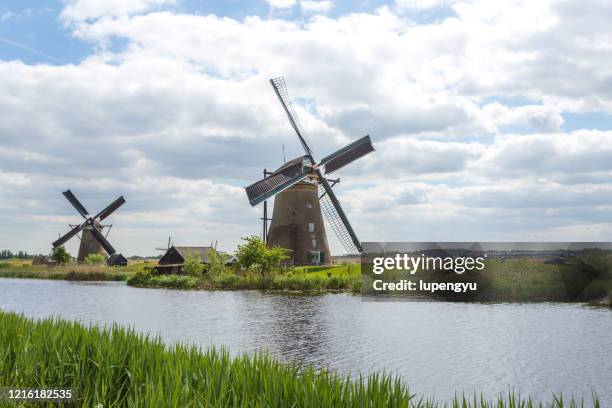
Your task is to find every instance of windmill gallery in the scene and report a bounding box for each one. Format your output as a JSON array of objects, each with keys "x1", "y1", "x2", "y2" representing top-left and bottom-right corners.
[{"x1": 50, "y1": 77, "x2": 375, "y2": 266}]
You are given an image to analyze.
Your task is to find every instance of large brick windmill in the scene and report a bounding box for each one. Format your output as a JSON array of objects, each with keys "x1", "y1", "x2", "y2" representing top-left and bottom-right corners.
[
  {"x1": 245, "y1": 77, "x2": 375, "y2": 265},
  {"x1": 52, "y1": 190, "x2": 125, "y2": 262}
]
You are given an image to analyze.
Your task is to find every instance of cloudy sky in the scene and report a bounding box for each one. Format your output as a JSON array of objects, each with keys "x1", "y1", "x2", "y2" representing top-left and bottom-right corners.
[{"x1": 1, "y1": 0, "x2": 612, "y2": 256}]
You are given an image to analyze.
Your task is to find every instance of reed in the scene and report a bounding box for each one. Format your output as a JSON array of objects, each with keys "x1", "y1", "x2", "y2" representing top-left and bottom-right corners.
[{"x1": 0, "y1": 311, "x2": 600, "y2": 407}]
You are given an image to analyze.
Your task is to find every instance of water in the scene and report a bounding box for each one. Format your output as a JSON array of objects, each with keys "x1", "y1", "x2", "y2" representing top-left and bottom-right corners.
[{"x1": 1, "y1": 278, "x2": 611, "y2": 405}]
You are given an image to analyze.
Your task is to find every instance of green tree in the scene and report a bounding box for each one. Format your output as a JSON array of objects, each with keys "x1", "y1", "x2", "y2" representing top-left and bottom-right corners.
[
  {"x1": 52, "y1": 246, "x2": 71, "y2": 265},
  {"x1": 84, "y1": 252, "x2": 105, "y2": 265},
  {"x1": 183, "y1": 252, "x2": 203, "y2": 276},
  {"x1": 207, "y1": 248, "x2": 228, "y2": 278},
  {"x1": 235, "y1": 236, "x2": 289, "y2": 281}
]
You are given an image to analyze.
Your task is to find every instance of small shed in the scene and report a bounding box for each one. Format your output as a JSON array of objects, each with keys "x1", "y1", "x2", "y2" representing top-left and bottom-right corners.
[
  {"x1": 107, "y1": 253, "x2": 128, "y2": 267},
  {"x1": 159, "y1": 246, "x2": 214, "y2": 265}
]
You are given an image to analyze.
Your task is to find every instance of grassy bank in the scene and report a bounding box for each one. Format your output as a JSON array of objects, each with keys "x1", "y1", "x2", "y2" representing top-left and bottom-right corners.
[
  {"x1": 127, "y1": 264, "x2": 361, "y2": 292},
  {"x1": 0, "y1": 259, "x2": 148, "y2": 282},
  {"x1": 483, "y1": 259, "x2": 612, "y2": 302},
  {"x1": 0, "y1": 311, "x2": 599, "y2": 407},
  {"x1": 3, "y1": 258, "x2": 611, "y2": 303}
]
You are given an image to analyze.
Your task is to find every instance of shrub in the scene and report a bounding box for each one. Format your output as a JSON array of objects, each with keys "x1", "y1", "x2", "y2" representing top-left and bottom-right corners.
[
  {"x1": 214, "y1": 272, "x2": 240, "y2": 288},
  {"x1": 127, "y1": 269, "x2": 152, "y2": 286},
  {"x1": 84, "y1": 252, "x2": 105, "y2": 265},
  {"x1": 207, "y1": 248, "x2": 229, "y2": 277},
  {"x1": 235, "y1": 236, "x2": 289, "y2": 280},
  {"x1": 150, "y1": 275, "x2": 200, "y2": 289},
  {"x1": 183, "y1": 252, "x2": 203, "y2": 276},
  {"x1": 52, "y1": 246, "x2": 71, "y2": 265}
]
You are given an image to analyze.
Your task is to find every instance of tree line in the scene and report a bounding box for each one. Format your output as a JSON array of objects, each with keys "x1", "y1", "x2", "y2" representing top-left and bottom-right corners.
[{"x1": 0, "y1": 250, "x2": 37, "y2": 259}]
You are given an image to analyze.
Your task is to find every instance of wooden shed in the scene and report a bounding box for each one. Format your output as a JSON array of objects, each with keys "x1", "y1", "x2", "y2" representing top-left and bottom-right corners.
[
  {"x1": 107, "y1": 253, "x2": 128, "y2": 267},
  {"x1": 159, "y1": 246, "x2": 214, "y2": 265},
  {"x1": 156, "y1": 246, "x2": 212, "y2": 274}
]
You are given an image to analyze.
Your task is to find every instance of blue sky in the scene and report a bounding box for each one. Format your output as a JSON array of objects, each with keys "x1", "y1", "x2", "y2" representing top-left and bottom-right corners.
[{"x1": 1, "y1": 0, "x2": 612, "y2": 256}]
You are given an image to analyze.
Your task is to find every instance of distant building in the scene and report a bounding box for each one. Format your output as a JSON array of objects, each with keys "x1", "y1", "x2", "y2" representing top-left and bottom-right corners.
[
  {"x1": 107, "y1": 253, "x2": 128, "y2": 267},
  {"x1": 159, "y1": 246, "x2": 214, "y2": 265},
  {"x1": 156, "y1": 246, "x2": 233, "y2": 274}
]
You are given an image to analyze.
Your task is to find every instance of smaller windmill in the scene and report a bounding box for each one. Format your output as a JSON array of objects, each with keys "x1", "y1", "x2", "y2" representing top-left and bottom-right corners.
[
  {"x1": 52, "y1": 190, "x2": 126, "y2": 262},
  {"x1": 156, "y1": 236, "x2": 173, "y2": 254}
]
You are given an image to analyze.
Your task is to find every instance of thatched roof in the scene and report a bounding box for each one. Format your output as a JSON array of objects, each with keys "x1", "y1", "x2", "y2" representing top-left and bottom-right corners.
[{"x1": 173, "y1": 246, "x2": 215, "y2": 263}]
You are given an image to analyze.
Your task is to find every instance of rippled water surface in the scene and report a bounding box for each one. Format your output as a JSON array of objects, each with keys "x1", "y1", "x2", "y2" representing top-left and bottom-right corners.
[{"x1": 1, "y1": 278, "x2": 611, "y2": 404}]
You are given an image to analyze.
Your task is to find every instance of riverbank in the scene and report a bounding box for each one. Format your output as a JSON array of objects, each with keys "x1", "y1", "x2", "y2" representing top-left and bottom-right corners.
[
  {"x1": 0, "y1": 311, "x2": 600, "y2": 407},
  {"x1": 127, "y1": 264, "x2": 361, "y2": 292},
  {"x1": 2, "y1": 258, "x2": 611, "y2": 303},
  {"x1": 0, "y1": 259, "x2": 148, "y2": 281}
]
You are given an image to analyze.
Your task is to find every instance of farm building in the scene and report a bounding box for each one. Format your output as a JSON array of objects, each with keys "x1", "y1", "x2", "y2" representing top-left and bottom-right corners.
[
  {"x1": 156, "y1": 246, "x2": 234, "y2": 274},
  {"x1": 159, "y1": 246, "x2": 214, "y2": 264},
  {"x1": 107, "y1": 253, "x2": 128, "y2": 267}
]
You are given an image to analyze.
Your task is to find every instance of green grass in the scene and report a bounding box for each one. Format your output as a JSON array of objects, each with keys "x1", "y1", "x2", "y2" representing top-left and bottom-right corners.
[
  {"x1": 0, "y1": 259, "x2": 151, "y2": 282},
  {"x1": 127, "y1": 264, "x2": 361, "y2": 292},
  {"x1": 128, "y1": 270, "x2": 201, "y2": 289},
  {"x1": 0, "y1": 311, "x2": 600, "y2": 407},
  {"x1": 481, "y1": 259, "x2": 612, "y2": 302},
  {"x1": 3, "y1": 257, "x2": 611, "y2": 303}
]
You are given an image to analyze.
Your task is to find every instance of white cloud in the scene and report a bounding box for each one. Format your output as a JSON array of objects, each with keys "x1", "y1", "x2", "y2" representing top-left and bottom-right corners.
[
  {"x1": 300, "y1": 1, "x2": 333, "y2": 13},
  {"x1": 482, "y1": 102, "x2": 564, "y2": 132},
  {"x1": 265, "y1": 0, "x2": 297, "y2": 10},
  {"x1": 61, "y1": 0, "x2": 175, "y2": 22},
  {"x1": 395, "y1": 0, "x2": 461, "y2": 9},
  {"x1": 3, "y1": 0, "x2": 612, "y2": 254}
]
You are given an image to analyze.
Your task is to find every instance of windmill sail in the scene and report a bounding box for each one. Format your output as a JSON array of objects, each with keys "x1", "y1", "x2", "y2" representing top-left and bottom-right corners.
[
  {"x1": 316, "y1": 170, "x2": 362, "y2": 254},
  {"x1": 90, "y1": 226, "x2": 116, "y2": 255},
  {"x1": 63, "y1": 190, "x2": 89, "y2": 218},
  {"x1": 319, "y1": 135, "x2": 375, "y2": 174},
  {"x1": 270, "y1": 77, "x2": 315, "y2": 159},
  {"x1": 95, "y1": 196, "x2": 126, "y2": 221},
  {"x1": 53, "y1": 223, "x2": 85, "y2": 248},
  {"x1": 245, "y1": 156, "x2": 311, "y2": 206}
]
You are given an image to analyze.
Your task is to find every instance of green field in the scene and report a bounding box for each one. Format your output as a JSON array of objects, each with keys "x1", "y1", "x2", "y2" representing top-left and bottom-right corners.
[
  {"x1": 0, "y1": 259, "x2": 150, "y2": 282},
  {"x1": 0, "y1": 311, "x2": 600, "y2": 407}
]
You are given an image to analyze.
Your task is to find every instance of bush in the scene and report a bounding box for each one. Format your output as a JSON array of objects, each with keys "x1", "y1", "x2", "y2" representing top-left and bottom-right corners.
[
  {"x1": 85, "y1": 252, "x2": 105, "y2": 265},
  {"x1": 52, "y1": 246, "x2": 71, "y2": 265},
  {"x1": 127, "y1": 269, "x2": 152, "y2": 286},
  {"x1": 214, "y1": 272, "x2": 240, "y2": 288},
  {"x1": 235, "y1": 236, "x2": 289, "y2": 280},
  {"x1": 183, "y1": 252, "x2": 203, "y2": 276},
  {"x1": 149, "y1": 275, "x2": 200, "y2": 289},
  {"x1": 207, "y1": 248, "x2": 229, "y2": 277}
]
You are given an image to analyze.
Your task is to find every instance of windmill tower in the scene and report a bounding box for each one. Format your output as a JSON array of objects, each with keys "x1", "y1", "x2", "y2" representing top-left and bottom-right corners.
[
  {"x1": 245, "y1": 77, "x2": 375, "y2": 265},
  {"x1": 53, "y1": 190, "x2": 126, "y2": 262}
]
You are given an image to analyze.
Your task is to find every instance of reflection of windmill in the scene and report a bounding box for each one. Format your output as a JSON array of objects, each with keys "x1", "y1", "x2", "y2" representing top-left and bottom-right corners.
[
  {"x1": 52, "y1": 190, "x2": 126, "y2": 262},
  {"x1": 245, "y1": 77, "x2": 374, "y2": 265}
]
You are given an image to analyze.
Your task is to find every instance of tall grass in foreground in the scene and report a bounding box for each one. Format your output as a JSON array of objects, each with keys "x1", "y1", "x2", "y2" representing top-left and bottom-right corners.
[{"x1": 0, "y1": 312, "x2": 600, "y2": 407}]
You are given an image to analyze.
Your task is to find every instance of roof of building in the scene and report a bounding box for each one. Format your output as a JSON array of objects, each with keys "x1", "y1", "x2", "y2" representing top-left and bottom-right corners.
[
  {"x1": 173, "y1": 246, "x2": 215, "y2": 262},
  {"x1": 107, "y1": 253, "x2": 128, "y2": 265},
  {"x1": 108, "y1": 253, "x2": 126, "y2": 260}
]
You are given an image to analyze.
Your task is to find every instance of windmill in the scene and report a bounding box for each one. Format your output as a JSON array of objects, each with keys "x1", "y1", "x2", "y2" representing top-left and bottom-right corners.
[
  {"x1": 52, "y1": 190, "x2": 126, "y2": 262},
  {"x1": 156, "y1": 236, "x2": 173, "y2": 254},
  {"x1": 244, "y1": 77, "x2": 374, "y2": 265}
]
